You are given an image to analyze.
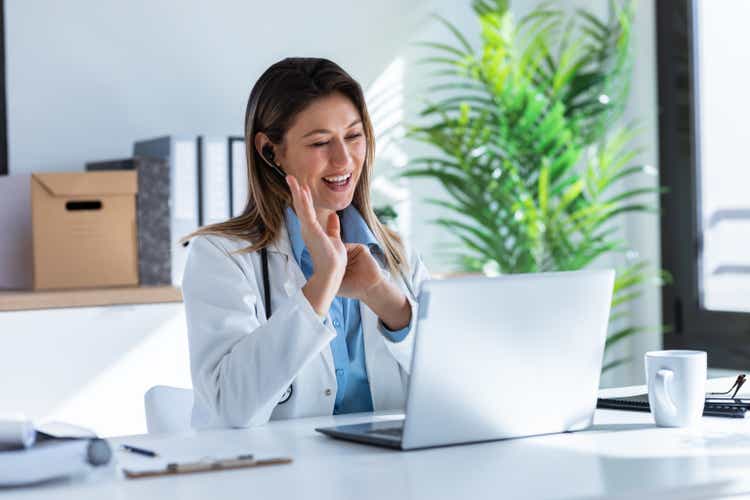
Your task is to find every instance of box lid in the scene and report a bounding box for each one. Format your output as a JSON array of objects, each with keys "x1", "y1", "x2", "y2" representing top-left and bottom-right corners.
[{"x1": 32, "y1": 172, "x2": 137, "y2": 196}]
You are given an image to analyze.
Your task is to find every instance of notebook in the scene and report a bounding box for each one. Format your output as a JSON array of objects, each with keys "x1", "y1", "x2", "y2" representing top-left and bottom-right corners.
[{"x1": 597, "y1": 394, "x2": 748, "y2": 418}]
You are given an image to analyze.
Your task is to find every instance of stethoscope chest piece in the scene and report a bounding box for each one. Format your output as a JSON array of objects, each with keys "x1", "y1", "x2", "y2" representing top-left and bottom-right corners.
[{"x1": 278, "y1": 384, "x2": 293, "y2": 404}]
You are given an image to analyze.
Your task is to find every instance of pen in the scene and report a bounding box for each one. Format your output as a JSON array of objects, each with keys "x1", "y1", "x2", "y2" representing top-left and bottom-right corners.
[{"x1": 120, "y1": 444, "x2": 158, "y2": 457}]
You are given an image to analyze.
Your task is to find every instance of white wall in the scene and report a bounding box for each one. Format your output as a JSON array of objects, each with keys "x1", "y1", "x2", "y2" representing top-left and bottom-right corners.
[
  {"x1": 1, "y1": 0, "x2": 661, "y2": 436},
  {"x1": 620, "y1": 0, "x2": 662, "y2": 387},
  {"x1": 6, "y1": 0, "x2": 428, "y2": 172}
]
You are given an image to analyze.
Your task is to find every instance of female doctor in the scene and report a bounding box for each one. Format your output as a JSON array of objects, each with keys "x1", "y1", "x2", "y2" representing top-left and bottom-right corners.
[{"x1": 181, "y1": 57, "x2": 429, "y2": 429}]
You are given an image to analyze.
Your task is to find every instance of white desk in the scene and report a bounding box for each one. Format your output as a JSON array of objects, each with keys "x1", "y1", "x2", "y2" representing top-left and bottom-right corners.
[{"x1": 10, "y1": 378, "x2": 750, "y2": 500}]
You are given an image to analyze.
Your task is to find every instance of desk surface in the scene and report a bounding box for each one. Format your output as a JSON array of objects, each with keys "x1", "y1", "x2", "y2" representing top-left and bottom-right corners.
[{"x1": 12, "y1": 378, "x2": 750, "y2": 500}]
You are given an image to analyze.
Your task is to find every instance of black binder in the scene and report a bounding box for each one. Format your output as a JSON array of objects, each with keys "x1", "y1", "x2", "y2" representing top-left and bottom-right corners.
[{"x1": 597, "y1": 394, "x2": 748, "y2": 418}]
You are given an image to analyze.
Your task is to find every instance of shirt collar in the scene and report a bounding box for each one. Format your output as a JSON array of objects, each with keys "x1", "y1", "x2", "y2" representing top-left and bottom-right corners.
[
  {"x1": 339, "y1": 205, "x2": 380, "y2": 250},
  {"x1": 284, "y1": 205, "x2": 383, "y2": 266}
]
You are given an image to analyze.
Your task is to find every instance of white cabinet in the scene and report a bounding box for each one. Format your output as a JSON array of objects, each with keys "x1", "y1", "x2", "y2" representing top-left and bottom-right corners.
[{"x1": 0, "y1": 302, "x2": 191, "y2": 437}]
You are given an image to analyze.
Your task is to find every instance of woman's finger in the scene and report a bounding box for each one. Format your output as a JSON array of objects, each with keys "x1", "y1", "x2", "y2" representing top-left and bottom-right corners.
[
  {"x1": 300, "y1": 184, "x2": 316, "y2": 220},
  {"x1": 325, "y1": 211, "x2": 341, "y2": 240},
  {"x1": 286, "y1": 175, "x2": 302, "y2": 214},
  {"x1": 298, "y1": 184, "x2": 320, "y2": 230},
  {"x1": 286, "y1": 176, "x2": 315, "y2": 227},
  {"x1": 345, "y1": 242, "x2": 367, "y2": 255},
  {"x1": 286, "y1": 175, "x2": 327, "y2": 242}
]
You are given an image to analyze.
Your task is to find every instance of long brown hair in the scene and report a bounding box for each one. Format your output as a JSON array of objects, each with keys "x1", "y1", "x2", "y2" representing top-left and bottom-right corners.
[{"x1": 183, "y1": 57, "x2": 408, "y2": 276}]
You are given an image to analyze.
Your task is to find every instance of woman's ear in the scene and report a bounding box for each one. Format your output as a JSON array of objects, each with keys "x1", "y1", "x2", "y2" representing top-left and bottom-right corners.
[
  {"x1": 254, "y1": 132, "x2": 272, "y2": 161},
  {"x1": 254, "y1": 132, "x2": 287, "y2": 178}
]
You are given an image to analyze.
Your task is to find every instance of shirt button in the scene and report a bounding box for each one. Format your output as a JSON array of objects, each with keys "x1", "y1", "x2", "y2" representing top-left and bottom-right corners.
[
  {"x1": 333, "y1": 319, "x2": 341, "y2": 328},
  {"x1": 335, "y1": 369, "x2": 344, "y2": 377},
  {"x1": 325, "y1": 388, "x2": 332, "y2": 396}
]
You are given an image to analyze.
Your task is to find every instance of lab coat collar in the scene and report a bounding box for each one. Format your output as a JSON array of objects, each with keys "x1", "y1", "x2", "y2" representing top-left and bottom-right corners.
[
  {"x1": 266, "y1": 220, "x2": 295, "y2": 261},
  {"x1": 263, "y1": 221, "x2": 306, "y2": 296}
]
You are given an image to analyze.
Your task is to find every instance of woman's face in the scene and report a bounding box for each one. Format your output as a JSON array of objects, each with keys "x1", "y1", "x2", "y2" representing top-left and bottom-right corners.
[{"x1": 274, "y1": 92, "x2": 366, "y2": 213}]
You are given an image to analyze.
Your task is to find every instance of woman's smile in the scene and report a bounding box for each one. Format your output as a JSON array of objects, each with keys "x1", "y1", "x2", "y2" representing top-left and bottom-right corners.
[{"x1": 322, "y1": 171, "x2": 353, "y2": 192}]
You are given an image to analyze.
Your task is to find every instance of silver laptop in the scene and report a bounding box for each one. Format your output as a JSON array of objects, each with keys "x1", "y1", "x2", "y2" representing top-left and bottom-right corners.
[{"x1": 316, "y1": 269, "x2": 615, "y2": 450}]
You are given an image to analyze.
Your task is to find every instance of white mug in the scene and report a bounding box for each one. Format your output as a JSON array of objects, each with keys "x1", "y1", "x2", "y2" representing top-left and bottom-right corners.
[{"x1": 644, "y1": 350, "x2": 707, "y2": 427}]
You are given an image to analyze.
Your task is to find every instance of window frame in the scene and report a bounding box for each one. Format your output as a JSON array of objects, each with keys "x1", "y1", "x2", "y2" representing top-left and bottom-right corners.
[{"x1": 0, "y1": 0, "x2": 7, "y2": 176}]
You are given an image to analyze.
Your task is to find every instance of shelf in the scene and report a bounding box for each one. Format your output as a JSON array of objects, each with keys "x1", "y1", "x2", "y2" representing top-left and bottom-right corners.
[
  {"x1": 0, "y1": 272, "x2": 480, "y2": 313},
  {"x1": 0, "y1": 285, "x2": 182, "y2": 312}
]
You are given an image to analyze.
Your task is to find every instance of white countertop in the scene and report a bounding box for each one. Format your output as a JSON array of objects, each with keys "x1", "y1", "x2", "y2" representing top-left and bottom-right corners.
[{"x1": 9, "y1": 377, "x2": 750, "y2": 500}]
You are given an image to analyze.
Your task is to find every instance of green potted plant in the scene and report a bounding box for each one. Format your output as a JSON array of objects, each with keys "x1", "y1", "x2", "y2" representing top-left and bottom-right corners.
[{"x1": 403, "y1": 0, "x2": 668, "y2": 373}]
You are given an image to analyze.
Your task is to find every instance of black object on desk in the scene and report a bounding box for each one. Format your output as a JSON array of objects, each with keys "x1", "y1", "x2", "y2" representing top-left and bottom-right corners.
[
  {"x1": 597, "y1": 394, "x2": 748, "y2": 418},
  {"x1": 120, "y1": 444, "x2": 158, "y2": 457}
]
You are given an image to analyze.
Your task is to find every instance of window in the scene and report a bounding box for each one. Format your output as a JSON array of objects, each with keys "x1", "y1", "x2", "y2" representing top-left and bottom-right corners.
[{"x1": 658, "y1": 0, "x2": 750, "y2": 368}]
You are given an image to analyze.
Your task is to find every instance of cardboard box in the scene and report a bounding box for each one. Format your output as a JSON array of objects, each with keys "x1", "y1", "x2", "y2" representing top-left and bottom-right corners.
[
  {"x1": 0, "y1": 175, "x2": 33, "y2": 289},
  {"x1": 31, "y1": 171, "x2": 139, "y2": 290},
  {"x1": 86, "y1": 157, "x2": 171, "y2": 285}
]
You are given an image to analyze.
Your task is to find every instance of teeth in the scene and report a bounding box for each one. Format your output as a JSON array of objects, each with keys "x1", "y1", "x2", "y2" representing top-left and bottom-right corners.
[{"x1": 323, "y1": 173, "x2": 351, "y2": 183}]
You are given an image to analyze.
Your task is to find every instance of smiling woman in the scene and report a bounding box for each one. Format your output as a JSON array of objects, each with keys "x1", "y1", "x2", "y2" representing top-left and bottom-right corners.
[
  {"x1": 179, "y1": 57, "x2": 430, "y2": 429},
  {"x1": 185, "y1": 58, "x2": 405, "y2": 277}
]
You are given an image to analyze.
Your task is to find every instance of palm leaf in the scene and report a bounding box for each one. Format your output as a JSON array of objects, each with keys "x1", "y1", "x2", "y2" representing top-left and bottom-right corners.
[{"x1": 602, "y1": 357, "x2": 631, "y2": 373}]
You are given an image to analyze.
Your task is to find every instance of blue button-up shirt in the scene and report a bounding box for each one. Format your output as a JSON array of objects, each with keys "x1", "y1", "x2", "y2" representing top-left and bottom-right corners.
[{"x1": 285, "y1": 206, "x2": 409, "y2": 414}]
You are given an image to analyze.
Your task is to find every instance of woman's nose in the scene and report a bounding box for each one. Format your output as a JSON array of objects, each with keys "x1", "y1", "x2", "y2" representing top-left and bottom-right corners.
[{"x1": 329, "y1": 138, "x2": 351, "y2": 167}]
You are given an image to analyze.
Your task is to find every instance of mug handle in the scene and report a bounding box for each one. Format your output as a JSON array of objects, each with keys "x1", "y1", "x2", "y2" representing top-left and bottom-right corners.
[{"x1": 654, "y1": 368, "x2": 678, "y2": 418}]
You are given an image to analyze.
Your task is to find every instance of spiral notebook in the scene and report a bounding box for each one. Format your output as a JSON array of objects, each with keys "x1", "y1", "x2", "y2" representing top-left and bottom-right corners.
[{"x1": 597, "y1": 394, "x2": 749, "y2": 418}]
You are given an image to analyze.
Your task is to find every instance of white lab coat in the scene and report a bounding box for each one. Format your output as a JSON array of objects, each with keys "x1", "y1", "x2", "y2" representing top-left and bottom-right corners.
[{"x1": 181, "y1": 226, "x2": 429, "y2": 429}]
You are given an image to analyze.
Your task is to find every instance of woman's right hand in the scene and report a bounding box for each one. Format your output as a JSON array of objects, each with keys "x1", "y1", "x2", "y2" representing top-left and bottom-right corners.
[{"x1": 286, "y1": 175, "x2": 347, "y2": 317}]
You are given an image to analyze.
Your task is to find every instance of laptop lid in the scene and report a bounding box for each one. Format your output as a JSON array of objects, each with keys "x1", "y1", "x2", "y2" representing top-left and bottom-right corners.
[{"x1": 401, "y1": 269, "x2": 615, "y2": 450}]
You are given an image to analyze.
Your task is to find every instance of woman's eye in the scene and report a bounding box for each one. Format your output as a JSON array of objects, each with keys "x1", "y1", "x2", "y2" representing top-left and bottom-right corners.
[{"x1": 311, "y1": 134, "x2": 361, "y2": 148}]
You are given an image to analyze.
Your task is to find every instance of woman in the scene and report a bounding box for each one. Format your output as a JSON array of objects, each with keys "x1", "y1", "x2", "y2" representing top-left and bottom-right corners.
[{"x1": 182, "y1": 57, "x2": 429, "y2": 429}]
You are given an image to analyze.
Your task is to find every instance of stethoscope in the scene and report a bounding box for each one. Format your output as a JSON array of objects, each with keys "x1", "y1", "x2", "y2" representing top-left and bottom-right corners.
[
  {"x1": 259, "y1": 147, "x2": 294, "y2": 405},
  {"x1": 260, "y1": 246, "x2": 293, "y2": 405}
]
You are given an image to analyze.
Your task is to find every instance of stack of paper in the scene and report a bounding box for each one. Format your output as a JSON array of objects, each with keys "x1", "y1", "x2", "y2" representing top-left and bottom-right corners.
[
  {"x1": 0, "y1": 413, "x2": 35, "y2": 449},
  {"x1": 0, "y1": 415, "x2": 111, "y2": 487}
]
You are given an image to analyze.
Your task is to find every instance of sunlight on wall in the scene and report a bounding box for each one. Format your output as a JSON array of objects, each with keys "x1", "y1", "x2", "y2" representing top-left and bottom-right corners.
[
  {"x1": 365, "y1": 56, "x2": 412, "y2": 240},
  {"x1": 46, "y1": 311, "x2": 191, "y2": 437}
]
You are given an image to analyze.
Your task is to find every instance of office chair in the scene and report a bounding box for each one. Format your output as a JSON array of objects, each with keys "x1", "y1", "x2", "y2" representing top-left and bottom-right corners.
[{"x1": 144, "y1": 385, "x2": 194, "y2": 434}]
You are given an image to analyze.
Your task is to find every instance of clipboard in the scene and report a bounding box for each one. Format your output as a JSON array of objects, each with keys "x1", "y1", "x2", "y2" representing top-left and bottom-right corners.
[{"x1": 123, "y1": 455, "x2": 292, "y2": 479}]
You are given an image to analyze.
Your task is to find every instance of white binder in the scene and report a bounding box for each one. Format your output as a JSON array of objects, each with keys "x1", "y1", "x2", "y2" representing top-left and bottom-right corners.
[
  {"x1": 198, "y1": 136, "x2": 231, "y2": 226},
  {"x1": 229, "y1": 137, "x2": 248, "y2": 217},
  {"x1": 133, "y1": 136, "x2": 199, "y2": 286}
]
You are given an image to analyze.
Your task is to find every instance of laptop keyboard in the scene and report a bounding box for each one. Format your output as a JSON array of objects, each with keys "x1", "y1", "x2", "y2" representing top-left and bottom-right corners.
[{"x1": 365, "y1": 426, "x2": 403, "y2": 437}]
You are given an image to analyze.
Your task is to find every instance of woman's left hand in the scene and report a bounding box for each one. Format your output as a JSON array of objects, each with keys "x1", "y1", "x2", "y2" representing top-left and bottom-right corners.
[
  {"x1": 338, "y1": 244, "x2": 412, "y2": 331},
  {"x1": 338, "y1": 243, "x2": 383, "y2": 301}
]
